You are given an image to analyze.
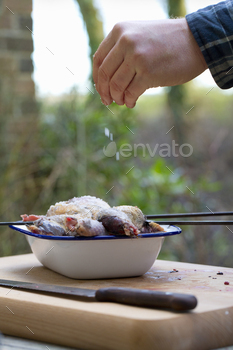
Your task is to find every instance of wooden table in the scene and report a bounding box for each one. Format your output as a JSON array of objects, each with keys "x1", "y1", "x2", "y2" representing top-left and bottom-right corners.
[
  {"x1": 1, "y1": 335, "x2": 233, "y2": 350},
  {"x1": 0, "y1": 254, "x2": 233, "y2": 350},
  {"x1": 1, "y1": 334, "x2": 77, "y2": 349}
]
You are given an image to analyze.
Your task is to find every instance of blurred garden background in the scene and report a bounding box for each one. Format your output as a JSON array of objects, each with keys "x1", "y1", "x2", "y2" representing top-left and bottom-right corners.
[{"x1": 1, "y1": 0, "x2": 233, "y2": 267}]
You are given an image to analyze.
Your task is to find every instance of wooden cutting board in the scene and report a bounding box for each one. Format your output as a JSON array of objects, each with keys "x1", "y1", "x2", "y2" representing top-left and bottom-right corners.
[{"x1": 0, "y1": 254, "x2": 233, "y2": 350}]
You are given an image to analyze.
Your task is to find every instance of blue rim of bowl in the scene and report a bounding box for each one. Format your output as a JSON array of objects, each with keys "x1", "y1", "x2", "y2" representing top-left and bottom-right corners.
[{"x1": 9, "y1": 224, "x2": 181, "y2": 240}]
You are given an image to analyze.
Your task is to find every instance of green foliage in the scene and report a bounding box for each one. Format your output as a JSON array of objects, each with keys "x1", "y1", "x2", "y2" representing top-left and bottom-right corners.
[
  {"x1": 118, "y1": 158, "x2": 220, "y2": 211},
  {"x1": 166, "y1": 0, "x2": 186, "y2": 18},
  {"x1": 115, "y1": 156, "x2": 221, "y2": 263},
  {"x1": 34, "y1": 89, "x2": 137, "y2": 210}
]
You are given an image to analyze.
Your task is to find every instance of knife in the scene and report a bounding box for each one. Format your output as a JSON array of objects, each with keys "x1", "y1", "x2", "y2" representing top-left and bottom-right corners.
[{"x1": 0, "y1": 279, "x2": 197, "y2": 311}]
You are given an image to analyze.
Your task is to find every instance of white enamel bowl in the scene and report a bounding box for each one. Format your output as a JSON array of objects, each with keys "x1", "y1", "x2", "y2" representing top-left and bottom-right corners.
[{"x1": 10, "y1": 225, "x2": 181, "y2": 279}]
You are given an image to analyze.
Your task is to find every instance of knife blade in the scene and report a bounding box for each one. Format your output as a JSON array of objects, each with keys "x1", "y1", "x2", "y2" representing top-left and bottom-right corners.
[{"x1": 0, "y1": 279, "x2": 197, "y2": 311}]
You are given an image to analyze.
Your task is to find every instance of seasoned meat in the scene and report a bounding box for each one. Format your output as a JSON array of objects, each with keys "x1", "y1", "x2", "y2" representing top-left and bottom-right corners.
[
  {"x1": 28, "y1": 217, "x2": 67, "y2": 236},
  {"x1": 65, "y1": 216, "x2": 106, "y2": 236},
  {"x1": 22, "y1": 214, "x2": 107, "y2": 237},
  {"x1": 97, "y1": 208, "x2": 140, "y2": 236},
  {"x1": 21, "y1": 195, "x2": 164, "y2": 237},
  {"x1": 114, "y1": 205, "x2": 145, "y2": 230},
  {"x1": 47, "y1": 195, "x2": 110, "y2": 219},
  {"x1": 141, "y1": 221, "x2": 165, "y2": 233}
]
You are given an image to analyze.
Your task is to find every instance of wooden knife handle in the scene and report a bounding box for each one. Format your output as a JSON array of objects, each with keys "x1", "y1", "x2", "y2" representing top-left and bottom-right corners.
[{"x1": 95, "y1": 288, "x2": 197, "y2": 311}]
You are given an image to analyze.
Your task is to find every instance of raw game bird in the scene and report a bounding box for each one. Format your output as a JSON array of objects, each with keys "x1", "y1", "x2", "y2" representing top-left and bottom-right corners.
[{"x1": 22, "y1": 196, "x2": 164, "y2": 237}]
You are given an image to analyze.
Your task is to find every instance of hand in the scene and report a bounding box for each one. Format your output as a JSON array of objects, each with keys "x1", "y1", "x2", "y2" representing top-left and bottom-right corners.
[{"x1": 93, "y1": 19, "x2": 207, "y2": 108}]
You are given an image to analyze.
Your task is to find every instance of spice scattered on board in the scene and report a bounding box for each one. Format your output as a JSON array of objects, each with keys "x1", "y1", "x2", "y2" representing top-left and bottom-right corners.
[
  {"x1": 224, "y1": 281, "x2": 230, "y2": 285},
  {"x1": 217, "y1": 272, "x2": 224, "y2": 275}
]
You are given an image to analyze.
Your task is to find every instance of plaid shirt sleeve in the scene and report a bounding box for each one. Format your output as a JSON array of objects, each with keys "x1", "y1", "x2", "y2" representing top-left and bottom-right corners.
[{"x1": 186, "y1": 0, "x2": 233, "y2": 89}]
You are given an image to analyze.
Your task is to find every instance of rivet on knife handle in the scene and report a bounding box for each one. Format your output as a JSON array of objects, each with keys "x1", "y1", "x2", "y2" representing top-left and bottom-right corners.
[{"x1": 95, "y1": 288, "x2": 198, "y2": 311}]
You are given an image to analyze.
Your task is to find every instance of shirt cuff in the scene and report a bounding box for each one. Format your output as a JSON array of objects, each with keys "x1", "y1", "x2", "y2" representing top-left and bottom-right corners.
[{"x1": 186, "y1": 0, "x2": 233, "y2": 89}]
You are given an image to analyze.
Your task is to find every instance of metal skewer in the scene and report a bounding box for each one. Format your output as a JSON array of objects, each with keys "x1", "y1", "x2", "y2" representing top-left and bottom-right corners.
[
  {"x1": 0, "y1": 221, "x2": 34, "y2": 226},
  {"x1": 147, "y1": 211, "x2": 233, "y2": 219},
  {"x1": 155, "y1": 221, "x2": 233, "y2": 225},
  {"x1": 2, "y1": 214, "x2": 233, "y2": 227}
]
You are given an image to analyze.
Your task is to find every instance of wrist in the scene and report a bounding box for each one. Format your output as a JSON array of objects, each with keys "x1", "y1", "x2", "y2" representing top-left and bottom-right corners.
[{"x1": 183, "y1": 17, "x2": 208, "y2": 72}]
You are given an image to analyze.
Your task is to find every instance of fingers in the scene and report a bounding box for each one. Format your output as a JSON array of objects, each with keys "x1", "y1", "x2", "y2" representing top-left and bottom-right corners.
[
  {"x1": 93, "y1": 31, "x2": 115, "y2": 86},
  {"x1": 124, "y1": 74, "x2": 148, "y2": 108},
  {"x1": 95, "y1": 45, "x2": 125, "y2": 105},
  {"x1": 93, "y1": 32, "x2": 119, "y2": 105},
  {"x1": 93, "y1": 22, "x2": 149, "y2": 108},
  {"x1": 109, "y1": 60, "x2": 136, "y2": 105},
  {"x1": 95, "y1": 55, "x2": 147, "y2": 108}
]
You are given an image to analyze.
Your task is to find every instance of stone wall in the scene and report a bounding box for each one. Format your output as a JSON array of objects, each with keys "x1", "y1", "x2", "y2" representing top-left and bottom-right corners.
[
  {"x1": 0, "y1": 0, "x2": 39, "y2": 222},
  {"x1": 0, "y1": 0, "x2": 36, "y2": 119}
]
